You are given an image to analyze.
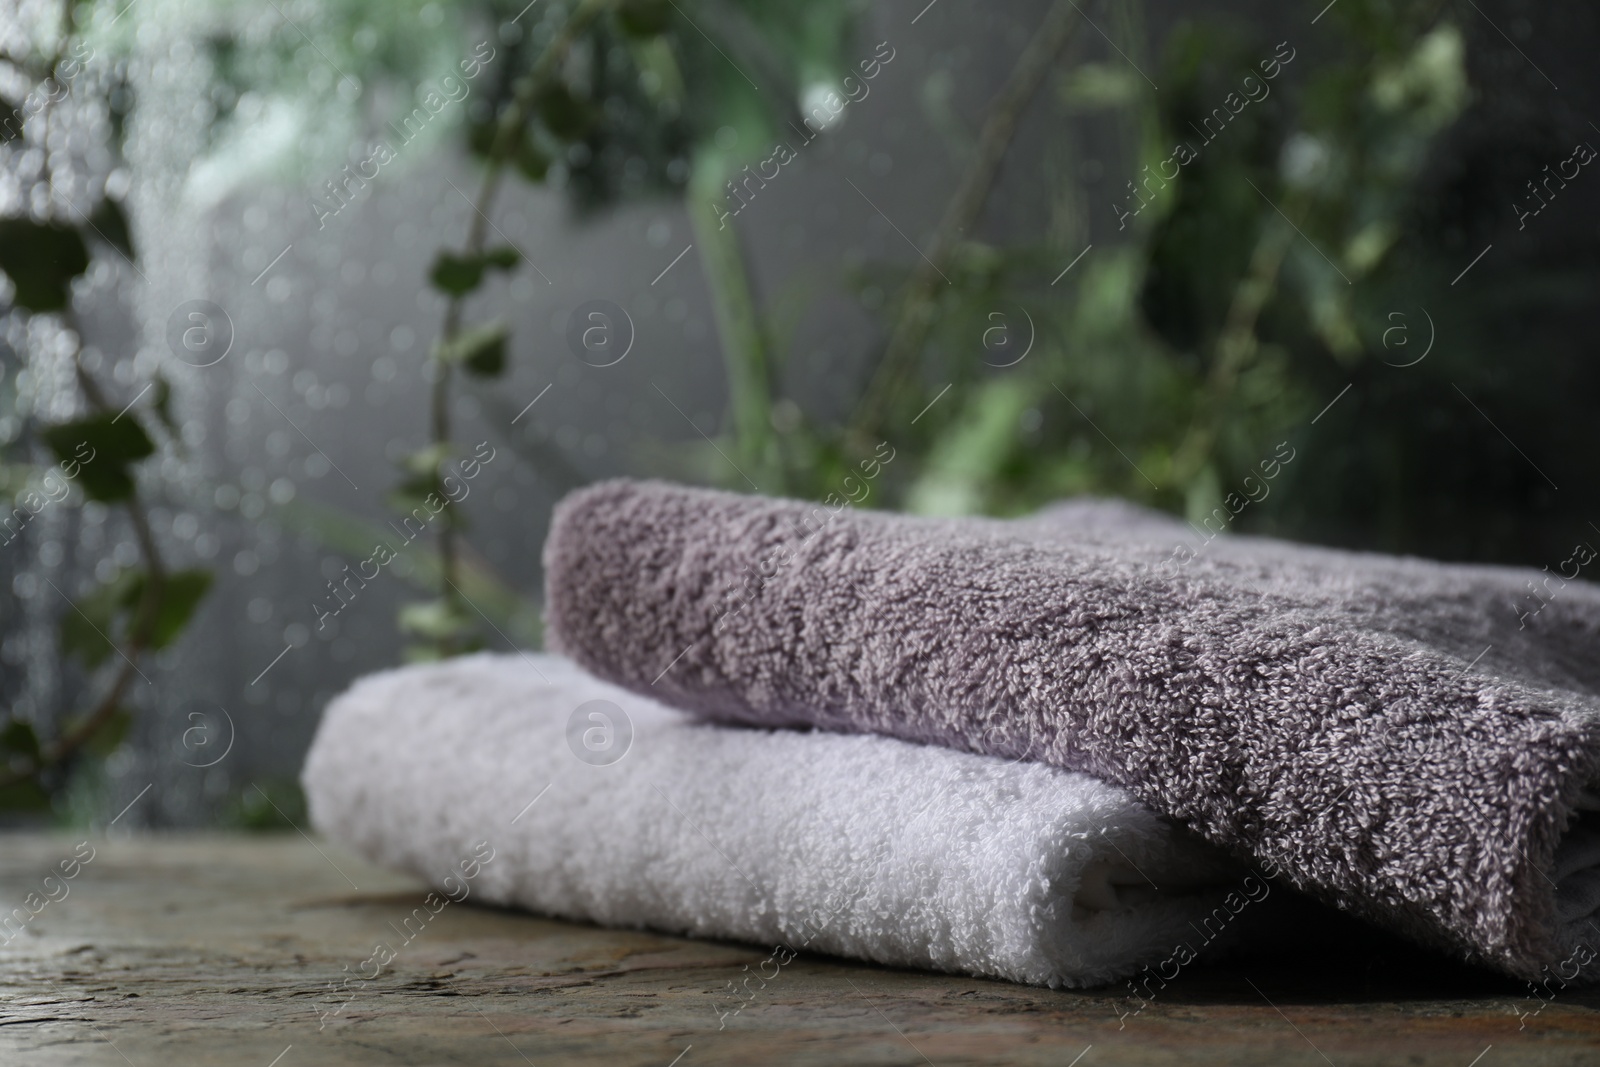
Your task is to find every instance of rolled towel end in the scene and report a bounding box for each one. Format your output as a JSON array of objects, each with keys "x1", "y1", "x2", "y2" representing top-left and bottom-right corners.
[{"x1": 303, "y1": 653, "x2": 1275, "y2": 989}]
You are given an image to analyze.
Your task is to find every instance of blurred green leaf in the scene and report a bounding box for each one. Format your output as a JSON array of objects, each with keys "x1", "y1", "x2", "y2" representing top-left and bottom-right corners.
[
  {"x1": 400, "y1": 596, "x2": 485, "y2": 660},
  {"x1": 0, "y1": 720, "x2": 41, "y2": 762},
  {"x1": 39, "y1": 413, "x2": 155, "y2": 503},
  {"x1": 535, "y1": 83, "x2": 592, "y2": 140},
  {"x1": 150, "y1": 372, "x2": 180, "y2": 440},
  {"x1": 59, "y1": 570, "x2": 141, "y2": 670},
  {"x1": 482, "y1": 245, "x2": 519, "y2": 270},
  {"x1": 400, "y1": 443, "x2": 450, "y2": 478},
  {"x1": 1058, "y1": 62, "x2": 1142, "y2": 110},
  {"x1": 399, "y1": 597, "x2": 475, "y2": 641},
  {"x1": 0, "y1": 218, "x2": 89, "y2": 312},
  {"x1": 906, "y1": 379, "x2": 1032, "y2": 516},
  {"x1": 84, "y1": 709, "x2": 132, "y2": 758},
  {"x1": 617, "y1": 0, "x2": 673, "y2": 38},
  {"x1": 57, "y1": 566, "x2": 207, "y2": 668},
  {"x1": 0, "y1": 462, "x2": 37, "y2": 497},
  {"x1": 222, "y1": 779, "x2": 307, "y2": 832},
  {"x1": 387, "y1": 472, "x2": 438, "y2": 513},
  {"x1": 87, "y1": 197, "x2": 135, "y2": 260},
  {"x1": 0, "y1": 97, "x2": 22, "y2": 143},
  {"x1": 429, "y1": 251, "x2": 486, "y2": 296},
  {"x1": 441, "y1": 320, "x2": 508, "y2": 377},
  {"x1": 121, "y1": 569, "x2": 212, "y2": 650},
  {"x1": 512, "y1": 136, "x2": 551, "y2": 182},
  {"x1": 0, "y1": 779, "x2": 51, "y2": 813},
  {"x1": 428, "y1": 247, "x2": 521, "y2": 297},
  {"x1": 277, "y1": 498, "x2": 542, "y2": 648},
  {"x1": 59, "y1": 709, "x2": 134, "y2": 760},
  {"x1": 40, "y1": 413, "x2": 155, "y2": 464}
]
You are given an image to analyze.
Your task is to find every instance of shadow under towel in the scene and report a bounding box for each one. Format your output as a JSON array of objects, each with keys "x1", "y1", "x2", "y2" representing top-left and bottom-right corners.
[
  {"x1": 542, "y1": 479, "x2": 1600, "y2": 981},
  {"x1": 302, "y1": 653, "x2": 1260, "y2": 989}
]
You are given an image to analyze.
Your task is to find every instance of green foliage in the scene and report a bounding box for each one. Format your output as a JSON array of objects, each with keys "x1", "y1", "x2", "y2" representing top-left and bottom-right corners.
[
  {"x1": 473, "y1": 17, "x2": 692, "y2": 210},
  {"x1": 389, "y1": 444, "x2": 450, "y2": 511},
  {"x1": 617, "y1": 0, "x2": 673, "y2": 38},
  {"x1": 509, "y1": 137, "x2": 551, "y2": 182},
  {"x1": 221, "y1": 780, "x2": 309, "y2": 832},
  {"x1": 40, "y1": 413, "x2": 155, "y2": 502},
  {"x1": 149, "y1": 372, "x2": 180, "y2": 440},
  {"x1": 277, "y1": 497, "x2": 542, "y2": 647},
  {"x1": 128, "y1": 570, "x2": 214, "y2": 650},
  {"x1": 0, "y1": 463, "x2": 32, "y2": 497},
  {"x1": 87, "y1": 197, "x2": 135, "y2": 260},
  {"x1": 0, "y1": 97, "x2": 22, "y2": 143},
  {"x1": 81, "y1": 710, "x2": 132, "y2": 758},
  {"x1": 186, "y1": 0, "x2": 1576, "y2": 679},
  {"x1": 481, "y1": 245, "x2": 519, "y2": 270},
  {"x1": 0, "y1": 15, "x2": 214, "y2": 818},
  {"x1": 535, "y1": 82, "x2": 594, "y2": 140},
  {"x1": 59, "y1": 569, "x2": 143, "y2": 669},
  {"x1": 188, "y1": 0, "x2": 471, "y2": 190},
  {"x1": 760, "y1": 2, "x2": 1492, "y2": 546},
  {"x1": 462, "y1": 0, "x2": 859, "y2": 211},
  {"x1": 0, "y1": 779, "x2": 51, "y2": 814},
  {"x1": 440, "y1": 320, "x2": 509, "y2": 377},
  {"x1": 0, "y1": 217, "x2": 89, "y2": 311},
  {"x1": 428, "y1": 247, "x2": 519, "y2": 297},
  {"x1": 162, "y1": 0, "x2": 863, "y2": 661},
  {"x1": 1, "y1": 720, "x2": 41, "y2": 763},
  {"x1": 399, "y1": 597, "x2": 484, "y2": 661},
  {"x1": 58, "y1": 567, "x2": 212, "y2": 669},
  {"x1": 428, "y1": 253, "x2": 480, "y2": 296}
]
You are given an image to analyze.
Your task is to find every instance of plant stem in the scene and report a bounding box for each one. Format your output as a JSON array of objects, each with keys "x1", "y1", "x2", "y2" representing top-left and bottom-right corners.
[
  {"x1": 1167, "y1": 207, "x2": 1296, "y2": 486},
  {"x1": 688, "y1": 150, "x2": 778, "y2": 491},
  {"x1": 0, "y1": 328, "x2": 167, "y2": 790},
  {"x1": 424, "y1": 0, "x2": 612, "y2": 650},
  {"x1": 0, "y1": 7, "x2": 167, "y2": 790},
  {"x1": 850, "y1": 0, "x2": 1082, "y2": 442}
]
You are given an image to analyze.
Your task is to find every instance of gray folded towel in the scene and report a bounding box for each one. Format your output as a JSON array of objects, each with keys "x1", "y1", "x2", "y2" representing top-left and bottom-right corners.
[{"x1": 543, "y1": 478, "x2": 1600, "y2": 981}]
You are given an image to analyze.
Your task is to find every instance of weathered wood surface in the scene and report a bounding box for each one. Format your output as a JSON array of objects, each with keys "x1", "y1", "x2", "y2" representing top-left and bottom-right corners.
[{"x1": 0, "y1": 833, "x2": 1596, "y2": 1065}]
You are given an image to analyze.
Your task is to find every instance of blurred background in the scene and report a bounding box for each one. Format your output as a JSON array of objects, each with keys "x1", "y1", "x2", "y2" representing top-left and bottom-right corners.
[{"x1": 0, "y1": 0, "x2": 1595, "y2": 828}]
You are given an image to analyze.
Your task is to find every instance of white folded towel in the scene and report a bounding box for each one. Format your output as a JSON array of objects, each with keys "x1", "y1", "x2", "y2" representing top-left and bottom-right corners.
[{"x1": 302, "y1": 653, "x2": 1268, "y2": 988}]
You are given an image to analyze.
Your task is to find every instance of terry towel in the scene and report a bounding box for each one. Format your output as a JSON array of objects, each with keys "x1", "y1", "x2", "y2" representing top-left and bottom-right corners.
[
  {"x1": 542, "y1": 479, "x2": 1600, "y2": 981},
  {"x1": 302, "y1": 652, "x2": 1266, "y2": 988}
]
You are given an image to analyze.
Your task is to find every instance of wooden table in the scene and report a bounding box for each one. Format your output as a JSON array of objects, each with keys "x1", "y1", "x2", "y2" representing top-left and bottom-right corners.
[{"x1": 0, "y1": 834, "x2": 1596, "y2": 1065}]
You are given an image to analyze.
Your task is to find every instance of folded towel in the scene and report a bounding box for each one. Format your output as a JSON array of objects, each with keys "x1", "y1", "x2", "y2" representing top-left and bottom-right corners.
[
  {"x1": 542, "y1": 479, "x2": 1600, "y2": 981},
  {"x1": 302, "y1": 653, "x2": 1267, "y2": 988}
]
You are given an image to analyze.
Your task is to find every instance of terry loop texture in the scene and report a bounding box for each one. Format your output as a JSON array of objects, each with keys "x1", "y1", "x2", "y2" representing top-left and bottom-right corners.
[
  {"x1": 302, "y1": 653, "x2": 1261, "y2": 988},
  {"x1": 543, "y1": 479, "x2": 1600, "y2": 980}
]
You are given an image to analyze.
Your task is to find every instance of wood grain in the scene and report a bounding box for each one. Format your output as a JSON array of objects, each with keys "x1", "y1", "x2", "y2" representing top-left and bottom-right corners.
[{"x1": 0, "y1": 834, "x2": 1595, "y2": 1065}]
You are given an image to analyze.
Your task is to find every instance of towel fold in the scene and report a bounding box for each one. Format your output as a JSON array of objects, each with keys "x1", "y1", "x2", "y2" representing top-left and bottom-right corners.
[
  {"x1": 302, "y1": 653, "x2": 1269, "y2": 988},
  {"x1": 542, "y1": 479, "x2": 1600, "y2": 981}
]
